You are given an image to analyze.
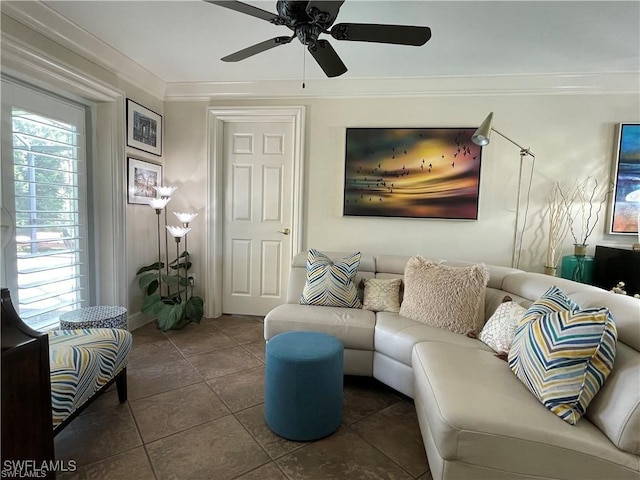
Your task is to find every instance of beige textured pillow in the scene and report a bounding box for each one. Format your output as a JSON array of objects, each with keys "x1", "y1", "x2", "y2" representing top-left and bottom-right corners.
[
  {"x1": 399, "y1": 256, "x2": 489, "y2": 334},
  {"x1": 478, "y1": 299, "x2": 527, "y2": 353},
  {"x1": 362, "y1": 278, "x2": 401, "y2": 312}
]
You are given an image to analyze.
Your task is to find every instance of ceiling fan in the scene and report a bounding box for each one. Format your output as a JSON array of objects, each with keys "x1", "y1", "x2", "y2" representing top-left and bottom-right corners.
[{"x1": 206, "y1": 0, "x2": 432, "y2": 78}]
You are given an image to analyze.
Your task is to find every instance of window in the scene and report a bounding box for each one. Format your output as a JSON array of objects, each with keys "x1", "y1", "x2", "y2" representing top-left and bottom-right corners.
[{"x1": 1, "y1": 79, "x2": 91, "y2": 330}]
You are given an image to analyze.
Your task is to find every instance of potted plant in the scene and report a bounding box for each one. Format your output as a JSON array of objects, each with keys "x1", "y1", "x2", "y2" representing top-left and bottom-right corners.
[{"x1": 136, "y1": 244, "x2": 204, "y2": 331}]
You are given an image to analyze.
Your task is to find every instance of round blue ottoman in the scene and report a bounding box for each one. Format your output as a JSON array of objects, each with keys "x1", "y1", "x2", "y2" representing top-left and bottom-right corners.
[{"x1": 265, "y1": 331, "x2": 344, "y2": 441}]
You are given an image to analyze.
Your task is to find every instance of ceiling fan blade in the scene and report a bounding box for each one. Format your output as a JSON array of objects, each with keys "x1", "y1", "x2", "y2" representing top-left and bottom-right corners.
[
  {"x1": 305, "y1": 1, "x2": 344, "y2": 25},
  {"x1": 221, "y1": 36, "x2": 293, "y2": 62},
  {"x1": 308, "y1": 39, "x2": 347, "y2": 78},
  {"x1": 330, "y1": 23, "x2": 432, "y2": 46},
  {"x1": 204, "y1": 1, "x2": 280, "y2": 23}
]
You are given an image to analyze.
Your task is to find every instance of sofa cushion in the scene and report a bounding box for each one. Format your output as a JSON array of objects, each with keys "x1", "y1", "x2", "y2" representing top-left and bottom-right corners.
[
  {"x1": 374, "y1": 312, "x2": 491, "y2": 367},
  {"x1": 399, "y1": 256, "x2": 489, "y2": 334},
  {"x1": 478, "y1": 298, "x2": 526, "y2": 354},
  {"x1": 362, "y1": 278, "x2": 401, "y2": 313},
  {"x1": 49, "y1": 328, "x2": 132, "y2": 428},
  {"x1": 586, "y1": 342, "x2": 640, "y2": 455},
  {"x1": 508, "y1": 302, "x2": 618, "y2": 425},
  {"x1": 412, "y1": 342, "x2": 638, "y2": 478},
  {"x1": 300, "y1": 250, "x2": 362, "y2": 308},
  {"x1": 264, "y1": 303, "x2": 375, "y2": 350}
]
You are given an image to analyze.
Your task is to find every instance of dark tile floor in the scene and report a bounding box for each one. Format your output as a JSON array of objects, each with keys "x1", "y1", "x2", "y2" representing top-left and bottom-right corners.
[{"x1": 56, "y1": 315, "x2": 432, "y2": 480}]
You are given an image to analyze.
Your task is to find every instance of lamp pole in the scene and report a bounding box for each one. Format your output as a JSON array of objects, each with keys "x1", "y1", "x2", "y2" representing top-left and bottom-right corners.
[{"x1": 472, "y1": 113, "x2": 535, "y2": 269}]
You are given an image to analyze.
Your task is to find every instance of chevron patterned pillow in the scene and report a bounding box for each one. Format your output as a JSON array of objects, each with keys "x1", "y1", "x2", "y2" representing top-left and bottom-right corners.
[
  {"x1": 300, "y1": 250, "x2": 362, "y2": 308},
  {"x1": 508, "y1": 288, "x2": 618, "y2": 425}
]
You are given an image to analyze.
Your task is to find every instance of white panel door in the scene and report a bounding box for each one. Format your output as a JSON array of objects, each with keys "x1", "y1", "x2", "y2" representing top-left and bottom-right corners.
[{"x1": 222, "y1": 121, "x2": 294, "y2": 315}]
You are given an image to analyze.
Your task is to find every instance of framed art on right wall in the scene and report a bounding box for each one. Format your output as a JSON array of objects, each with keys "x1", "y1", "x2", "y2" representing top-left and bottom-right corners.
[{"x1": 610, "y1": 123, "x2": 640, "y2": 234}]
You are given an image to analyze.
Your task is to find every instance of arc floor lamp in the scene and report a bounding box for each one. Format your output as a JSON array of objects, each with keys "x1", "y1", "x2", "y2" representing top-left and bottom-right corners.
[{"x1": 472, "y1": 112, "x2": 536, "y2": 269}]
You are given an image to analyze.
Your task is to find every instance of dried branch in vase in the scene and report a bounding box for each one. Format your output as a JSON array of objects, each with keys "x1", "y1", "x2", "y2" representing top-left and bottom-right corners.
[
  {"x1": 557, "y1": 177, "x2": 612, "y2": 247},
  {"x1": 545, "y1": 183, "x2": 572, "y2": 269}
]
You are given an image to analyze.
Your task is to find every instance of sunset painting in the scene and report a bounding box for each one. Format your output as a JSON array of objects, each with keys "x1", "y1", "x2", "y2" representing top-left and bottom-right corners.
[
  {"x1": 343, "y1": 128, "x2": 482, "y2": 219},
  {"x1": 610, "y1": 123, "x2": 640, "y2": 234}
]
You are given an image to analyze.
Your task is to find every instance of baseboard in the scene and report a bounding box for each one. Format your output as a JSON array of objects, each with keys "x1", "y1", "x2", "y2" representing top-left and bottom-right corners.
[{"x1": 128, "y1": 311, "x2": 154, "y2": 332}]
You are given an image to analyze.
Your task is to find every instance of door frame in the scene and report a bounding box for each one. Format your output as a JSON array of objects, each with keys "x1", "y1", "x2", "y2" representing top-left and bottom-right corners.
[{"x1": 206, "y1": 106, "x2": 305, "y2": 318}]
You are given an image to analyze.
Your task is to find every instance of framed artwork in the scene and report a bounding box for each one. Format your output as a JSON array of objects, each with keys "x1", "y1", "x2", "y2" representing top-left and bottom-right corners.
[
  {"x1": 609, "y1": 123, "x2": 640, "y2": 234},
  {"x1": 126, "y1": 99, "x2": 162, "y2": 156},
  {"x1": 127, "y1": 157, "x2": 162, "y2": 205},
  {"x1": 343, "y1": 128, "x2": 482, "y2": 219}
]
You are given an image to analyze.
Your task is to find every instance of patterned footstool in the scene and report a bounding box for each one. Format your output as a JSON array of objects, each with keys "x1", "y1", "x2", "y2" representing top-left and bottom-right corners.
[
  {"x1": 265, "y1": 331, "x2": 344, "y2": 441},
  {"x1": 48, "y1": 328, "x2": 133, "y2": 432},
  {"x1": 59, "y1": 306, "x2": 128, "y2": 330}
]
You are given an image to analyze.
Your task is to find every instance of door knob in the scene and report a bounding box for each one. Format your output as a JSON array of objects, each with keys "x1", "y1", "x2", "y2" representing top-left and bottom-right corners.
[{"x1": 278, "y1": 228, "x2": 290, "y2": 235}]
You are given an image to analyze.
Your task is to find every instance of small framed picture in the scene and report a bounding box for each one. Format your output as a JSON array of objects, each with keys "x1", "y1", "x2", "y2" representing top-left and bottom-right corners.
[
  {"x1": 126, "y1": 99, "x2": 162, "y2": 156},
  {"x1": 127, "y1": 157, "x2": 162, "y2": 205}
]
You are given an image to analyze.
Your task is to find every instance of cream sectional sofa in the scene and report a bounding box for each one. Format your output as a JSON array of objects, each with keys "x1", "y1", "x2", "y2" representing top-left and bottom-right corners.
[{"x1": 264, "y1": 251, "x2": 640, "y2": 480}]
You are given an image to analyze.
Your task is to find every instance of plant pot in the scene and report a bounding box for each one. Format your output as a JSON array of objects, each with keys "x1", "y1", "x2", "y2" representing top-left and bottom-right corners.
[
  {"x1": 543, "y1": 266, "x2": 557, "y2": 276},
  {"x1": 573, "y1": 244, "x2": 588, "y2": 256}
]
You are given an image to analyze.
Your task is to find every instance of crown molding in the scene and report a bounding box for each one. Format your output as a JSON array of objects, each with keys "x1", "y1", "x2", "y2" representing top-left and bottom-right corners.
[
  {"x1": 164, "y1": 72, "x2": 640, "y2": 101},
  {"x1": 1, "y1": 1, "x2": 165, "y2": 100},
  {"x1": 2, "y1": 1, "x2": 637, "y2": 102}
]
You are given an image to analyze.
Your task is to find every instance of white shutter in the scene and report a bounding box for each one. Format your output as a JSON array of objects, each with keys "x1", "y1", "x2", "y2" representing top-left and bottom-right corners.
[{"x1": 2, "y1": 80, "x2": 89, "y2": 330}]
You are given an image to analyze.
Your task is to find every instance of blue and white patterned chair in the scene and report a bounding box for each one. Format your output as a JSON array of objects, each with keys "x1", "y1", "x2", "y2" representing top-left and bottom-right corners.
[
  {"x1": 1, "y1": 288, "x2": 133, "y2": 469},
  {"x1": 49, "y1": 328, "x2": 132, "y2": 433}
]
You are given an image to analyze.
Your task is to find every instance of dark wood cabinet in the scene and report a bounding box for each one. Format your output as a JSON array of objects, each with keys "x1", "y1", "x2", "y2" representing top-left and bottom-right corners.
[{"x1": 593, "y1": 245, "x2": 640, "y2": 296}]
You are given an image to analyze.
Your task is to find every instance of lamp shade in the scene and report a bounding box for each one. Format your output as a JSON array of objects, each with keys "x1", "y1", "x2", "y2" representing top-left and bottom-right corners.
[
  {"x1": 174, "y1": 212, "x2": 198, "y2": 224},
  {"x1": 154, "y1": 185, "x2": 177, "y2": 198},
  {"x1": 166, "y1": 225, "x2": 191, "y2": 238},
  {"x1": 149, "y1": 197, "x2": 171, "y2": 210},
  {"x1": 472, "y1": 112, "x2": 494, "y2": 146}
]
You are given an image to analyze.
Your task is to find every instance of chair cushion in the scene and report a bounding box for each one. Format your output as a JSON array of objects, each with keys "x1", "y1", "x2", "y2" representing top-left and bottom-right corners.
[{"x1": 49, "y1": 328, "x2": 132, "y2": 428}]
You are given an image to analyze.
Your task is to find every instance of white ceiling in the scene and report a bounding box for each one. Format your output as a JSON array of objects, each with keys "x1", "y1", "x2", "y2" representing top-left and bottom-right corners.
[{"x1": 27, "y1": 1, "x2": 640, "y2": 84}]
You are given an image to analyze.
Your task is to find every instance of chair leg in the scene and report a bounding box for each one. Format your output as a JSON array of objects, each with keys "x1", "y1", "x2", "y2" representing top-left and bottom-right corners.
[{"x1": 115, "y1": 368, "x2": 127, "y2": 403}]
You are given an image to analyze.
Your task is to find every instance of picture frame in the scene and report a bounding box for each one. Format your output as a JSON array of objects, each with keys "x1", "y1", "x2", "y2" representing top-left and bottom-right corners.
[
  {"x1": 126, "y1": 99, "x2": 162, "y2": 156},
  {"x1": 127, "y1": 157, "x2": 162, "y2": 205},
  {"x1": 609, "y1": 123, "x2": 640, "y2": 234},
  {"x1": 343, "y1": 128, "x2": 482, "y2": 219}
]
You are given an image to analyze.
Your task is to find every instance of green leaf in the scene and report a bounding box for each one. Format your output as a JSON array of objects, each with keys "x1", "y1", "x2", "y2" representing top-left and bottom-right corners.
[
  {"x1": 184, "y1": 296, "x2": 204, "y2": 323},
  {"x1": 169, "y1": 251, "x2": 189, "y2": 266},
  {"x1": 157, "y1": 303, "x2": 184, "y2": 331},
  {"x1": 170, "y1": 261, "x2": 192, "y2": 271},
  {"x1": 141, "y1": 294, "x2": 164, "y2": 315},
  {"x1": 136, "y1": 262, "x2": 164, "y2": 275},
  {"x1": 147, "y1": 279, "x2": 158, "y2": 295},
  {"x1": 138, "y1": 272, "x2": 159, "y2": 290}
]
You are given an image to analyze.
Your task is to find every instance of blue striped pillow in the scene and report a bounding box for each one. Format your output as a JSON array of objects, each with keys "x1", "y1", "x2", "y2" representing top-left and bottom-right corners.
[
  {"x1": 300, "y1": 250, "x2": 362, "y2": 308},
  {"x1": 508, "y1": 286, "x2": 617, "y2": 425}
]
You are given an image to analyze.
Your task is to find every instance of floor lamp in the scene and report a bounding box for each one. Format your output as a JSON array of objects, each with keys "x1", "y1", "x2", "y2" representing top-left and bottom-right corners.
[{"x1": 472, "y1": 112, "x2": 536, "y2": 269}]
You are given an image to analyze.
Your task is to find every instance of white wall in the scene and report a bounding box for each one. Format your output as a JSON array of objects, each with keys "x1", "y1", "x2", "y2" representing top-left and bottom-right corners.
[{"x1": 164, "y1": 91, "x2": 638, "y2": 287}]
